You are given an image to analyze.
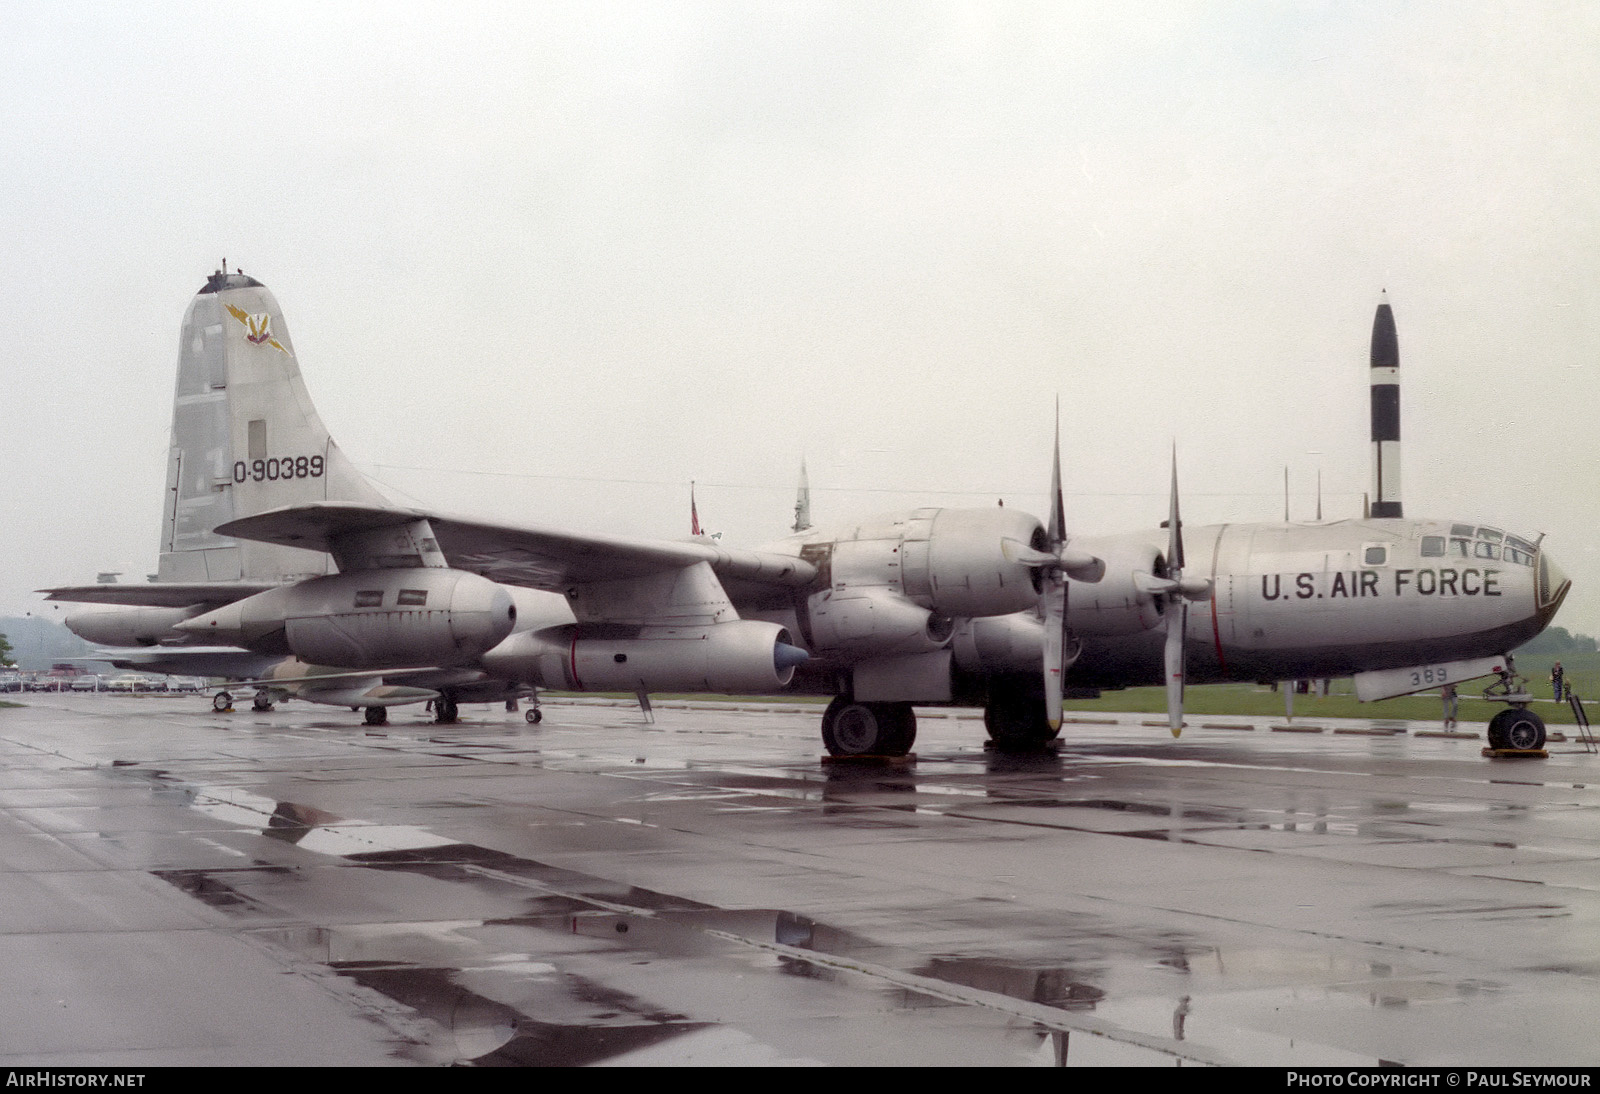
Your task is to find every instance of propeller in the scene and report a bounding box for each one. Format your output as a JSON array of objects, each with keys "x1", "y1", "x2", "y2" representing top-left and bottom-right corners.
[
  {"x1": 1003, "y1": 404, "x2": 1107, "y2": 730},
  {"x1": 1041, "y1": 408, "x2": 1070, "y2": 731},
  {"x1": 1146, "y1": 448, "x2": 1212, "y2": 736},
  {"x1": 1036, "y1": 402, "x2": 1102, "y2": 730}
]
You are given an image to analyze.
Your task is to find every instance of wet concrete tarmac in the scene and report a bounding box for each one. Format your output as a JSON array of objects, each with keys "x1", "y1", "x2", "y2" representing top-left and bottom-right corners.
[{"x1": 1, "y1": 693, "x2": 1597, "y2": 1066}]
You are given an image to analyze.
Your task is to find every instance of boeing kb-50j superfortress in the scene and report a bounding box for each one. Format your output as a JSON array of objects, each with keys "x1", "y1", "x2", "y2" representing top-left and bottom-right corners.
[{"x1": 47, "y1": 269, "x2": 1571, "y2": 753}]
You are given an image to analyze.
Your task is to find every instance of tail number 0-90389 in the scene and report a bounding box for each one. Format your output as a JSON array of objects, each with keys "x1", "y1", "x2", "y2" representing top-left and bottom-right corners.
[{"x1": 233, "y1": 456, "x2": 325, "y2": 483}]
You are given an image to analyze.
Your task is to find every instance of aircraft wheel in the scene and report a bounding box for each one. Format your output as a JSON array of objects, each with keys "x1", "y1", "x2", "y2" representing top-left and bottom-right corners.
[
  {"x1": 364, "y1": 706, "x2": 388, "y2": 726},
  {"x1": 525, "y1": 708, "x2": 542, "y2": 725},
  {"x1": 881, "y1": 703, "x2": 917, "y2": 754},
  {"x1": 984, "y1": 688, "x2": 1059, "y2": 750},
  {"x1": 212, "y1": 691, "x2": 232, "y2": 713},
  {"x1": 1487, "y1": 708, "x2": 1545, "y2": 751},
  {"x1": 821, "y1": 697, "x2": 911, "y2": 756},
  {"x1": 435, "y1": 696, "x2": 459, "y2": 724},
  {"x1": 252, "y1": 693, "x2": 274, "y2": 713}
]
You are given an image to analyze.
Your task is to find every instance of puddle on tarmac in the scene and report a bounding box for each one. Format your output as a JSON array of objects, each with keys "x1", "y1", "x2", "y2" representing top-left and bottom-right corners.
[{"x1": 130, "y1": 766, "x2": 1431, "y2": 1065}]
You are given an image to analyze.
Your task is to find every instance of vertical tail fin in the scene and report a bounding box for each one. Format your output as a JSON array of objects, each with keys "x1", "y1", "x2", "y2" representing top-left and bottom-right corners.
[{"x1": 158, "y1": 267, "x2": 393, "y2": 583}]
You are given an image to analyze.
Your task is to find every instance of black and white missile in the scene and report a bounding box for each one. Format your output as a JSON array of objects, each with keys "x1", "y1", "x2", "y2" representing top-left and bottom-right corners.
[{"x1": 1369, "y1": 291, "x2": 1402, "y2": 518}]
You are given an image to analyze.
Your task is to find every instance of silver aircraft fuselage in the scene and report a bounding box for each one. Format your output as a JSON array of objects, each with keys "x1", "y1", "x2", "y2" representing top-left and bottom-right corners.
[{"x1": 735, "y1": 512, "x2": 1567, "y2": 697}]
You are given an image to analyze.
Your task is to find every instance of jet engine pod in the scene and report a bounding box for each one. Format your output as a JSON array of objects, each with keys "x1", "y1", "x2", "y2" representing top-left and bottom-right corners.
[
  {"x1": 65, "y1": 605, "x2": 202, "y2": 647},
  {"x1": 481, "y1": 620, "x2": 806, "y2": 694},
  {"x1": 177, "y1": 569, "x2": 516, "y2": 668},
  {"x1": 899, "y1": 508, "x2": 1051, "y2": 618}
]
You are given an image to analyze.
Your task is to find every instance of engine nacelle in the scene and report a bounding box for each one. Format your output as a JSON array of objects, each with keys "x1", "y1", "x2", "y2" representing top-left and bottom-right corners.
[
  {"x1": 951, "y1": 613, "x2": 1044, "y2": 675},
  {"x1": 824, "y1": 507, "x2": 1047, "y2": 619},
  {"x1": 807, "y1": 586, "x2": 954, "y2": 658},
  {"x1": 65, "y1": 605, "x2": 200, "y2": 647},
  {"x1": 1065, "y1": 536, "x2": 1166, "y2": 636},
  {"x1": 176, "y1": 569, "x2": 516, "y2": 668},
  {"x1": 481, "y1": 620, "x2": 805, "y2": 694}
]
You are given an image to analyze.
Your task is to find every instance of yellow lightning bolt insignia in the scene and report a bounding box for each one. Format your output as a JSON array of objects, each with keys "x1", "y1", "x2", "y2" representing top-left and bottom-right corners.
[{"x1": 225, "y1": 303, "x2": 289, "y2": 354}]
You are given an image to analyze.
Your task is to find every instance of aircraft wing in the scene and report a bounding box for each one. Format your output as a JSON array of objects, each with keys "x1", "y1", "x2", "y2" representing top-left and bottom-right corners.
[
  {"x1": 213, "y1": 503, "x2": 818, "y2": 591},
  {"x1": 39, "y1": 582, "x2": 283, "y2": 608}
]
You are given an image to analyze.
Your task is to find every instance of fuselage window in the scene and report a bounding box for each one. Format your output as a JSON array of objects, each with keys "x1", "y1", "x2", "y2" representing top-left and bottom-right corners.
[
  {"x1": 1420, "y1": 536, "x2": 1445, "y2": 558},
  {"x1": 1363, "y1": 545, "x2": 1389, "y2": 565},
  {"x1": 397, "y1": 589, "x2": 428, "y2": 607},
  {"x1": 354, "y1": 590, "x2": 383, "y2": 608}
]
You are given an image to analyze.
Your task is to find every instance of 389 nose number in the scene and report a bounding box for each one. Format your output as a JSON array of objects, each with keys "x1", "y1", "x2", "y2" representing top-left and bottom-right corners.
[{"x1": 233, "y1": 455, "x2": 325, "y2": 483}]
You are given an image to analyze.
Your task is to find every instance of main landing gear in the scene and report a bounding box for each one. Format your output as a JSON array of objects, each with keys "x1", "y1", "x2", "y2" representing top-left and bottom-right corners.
[
  {"x1": 820, "y1": 696, "x2": 916, "y2": 757},
  {"x1": 212, "y1": 690, "x2": 233, "y2": 713},
  {"x1": 364, "y1": 706, "x2": 388, "y2": 726},
  {"x1": 433, "y1": 694, "x2": 460, "y2": 724},
  {"x1": 1482, "y1": 657, "x2": 1546, "y2": 752},
  {"x1": 983, "y1": 685, "x2": 1061, "y2": 750}
]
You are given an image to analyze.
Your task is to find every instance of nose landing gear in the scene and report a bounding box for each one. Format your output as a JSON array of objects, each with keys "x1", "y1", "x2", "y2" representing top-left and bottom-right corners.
[{"x1": 1482, "y1": 657, "x2": 1546, "y2": 753}]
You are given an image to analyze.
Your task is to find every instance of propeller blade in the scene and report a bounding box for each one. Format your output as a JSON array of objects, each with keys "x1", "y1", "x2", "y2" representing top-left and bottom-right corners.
[
  {"x1": 1167, "y1": 445, "x2": 1184, "y2": 574},
  {"x1": 1164, "y1": 443, "x2": 1188, "y2": 738},
  {"x1": 1135, "y1": 572, "x2": 1179, "y2": 596},
  {"x1": 1165, "y1": 600, "x2": 1187, "y2": 737},
  {"x1": 1042, "y1": 575, "x2": 1067, "y2": 730},
  {"x1": 1048, "y1": 397, "x2": 1066, "y2": 549},
  {"x1": 1061, "y1": 549, "x2": 1105, "y2": 582},
  {"x1": 1004, "y1": 540, "x2": 1104, "y2": 582}
]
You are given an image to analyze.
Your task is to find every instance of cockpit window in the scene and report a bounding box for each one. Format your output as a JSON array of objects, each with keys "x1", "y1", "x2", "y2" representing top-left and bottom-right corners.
[
  {"x1": 1474, "y1": 541, "x2": 1500, "y2": 560},
  {"x1": 1420, "y1": 536, "x2": 1445, "y2": 558},
  {"x1": 1363, "y1": 545, "x2": 1389, "y2": 565},
  {"x1": 1504, "y1": 537, "x2": 1536, "y2": 566},
  {"x1": 1451, "y1": 523, "x2": 1476, "y2": 537},
  {"x1": 1450, "y1": 538, "x2": 1471, "y2": 558},
  {"x1": 1477, "y1": 527, "x2": 1503, "y2": 543}
]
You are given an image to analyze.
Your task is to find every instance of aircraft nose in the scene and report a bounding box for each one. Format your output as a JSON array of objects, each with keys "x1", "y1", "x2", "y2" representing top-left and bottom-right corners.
[{"x1": 1535, "y1": 548, "x2": 1571, "y2": 625}]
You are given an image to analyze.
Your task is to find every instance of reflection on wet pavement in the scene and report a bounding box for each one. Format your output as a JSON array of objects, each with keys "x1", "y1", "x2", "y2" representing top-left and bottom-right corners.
[{"x1": 6, "y1": 695, "x2": 1600, "y2": 1065}]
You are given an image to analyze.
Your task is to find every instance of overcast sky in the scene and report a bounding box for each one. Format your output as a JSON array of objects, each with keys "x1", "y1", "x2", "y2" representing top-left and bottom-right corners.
[{"x1": 3, "y1": 1, "x2": 1597, "y2": 638}]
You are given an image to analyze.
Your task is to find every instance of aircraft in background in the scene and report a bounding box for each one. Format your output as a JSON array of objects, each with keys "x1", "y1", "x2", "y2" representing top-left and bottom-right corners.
[{"x1": 46, "y1": 269, "x2": 1570, "y2": 752}]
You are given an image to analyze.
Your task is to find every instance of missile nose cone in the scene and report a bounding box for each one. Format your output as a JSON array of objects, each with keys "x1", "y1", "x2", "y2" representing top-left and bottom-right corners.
[{"x1": 1371, "y1": 296, "x2": 1399, "y2": 370}]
